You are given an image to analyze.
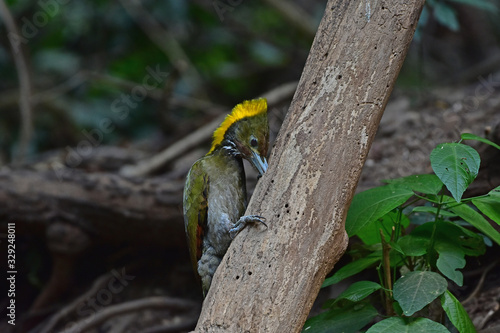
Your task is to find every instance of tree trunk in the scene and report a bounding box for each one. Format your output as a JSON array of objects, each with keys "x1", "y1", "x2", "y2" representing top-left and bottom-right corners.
[{"x1": 195, "y1": 0, "x2": 425, "y2": 332}]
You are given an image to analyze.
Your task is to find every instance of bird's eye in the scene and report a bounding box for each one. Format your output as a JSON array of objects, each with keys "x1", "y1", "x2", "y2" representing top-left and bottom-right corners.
[{"x1": 250, "y1": 138, "x2": 258, "y2": 147}]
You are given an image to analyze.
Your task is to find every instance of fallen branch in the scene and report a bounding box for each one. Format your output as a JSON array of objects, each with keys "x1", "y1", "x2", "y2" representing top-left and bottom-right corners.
[
  {"x1": 463, "y1": 259, "x2": 500, "y2": 305},
  {"x1": 0, "y1": 168, "x2": 184, "y2": 248},
  {"x1": 38, "y1": 271, "x2": 114, "y2": 333},
  {"x1": 62, "y1": 296, "x2": 198, "y2": 333},
  {"x1": 119, "y1": 80, "x2": 298, "y2": 177}
]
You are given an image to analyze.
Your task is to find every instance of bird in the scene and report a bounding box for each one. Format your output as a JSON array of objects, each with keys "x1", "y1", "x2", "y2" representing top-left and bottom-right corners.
[{"x1": 183, "y1": 98, "x2": 269, "y2": 297}]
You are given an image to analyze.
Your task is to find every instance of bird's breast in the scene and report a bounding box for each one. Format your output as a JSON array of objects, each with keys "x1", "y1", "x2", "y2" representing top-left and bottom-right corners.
[{"x1": 205, "y1": 158, "x2": 247, "y2": 255}]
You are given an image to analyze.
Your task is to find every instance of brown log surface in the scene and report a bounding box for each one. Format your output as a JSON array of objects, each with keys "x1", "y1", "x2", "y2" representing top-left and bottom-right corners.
[
  {"x1": 195, "y1": 0, "x2": 425, "y2": 332},
  {"x1": 0, "y1": 168, "x2": 185, "y2": 248}
]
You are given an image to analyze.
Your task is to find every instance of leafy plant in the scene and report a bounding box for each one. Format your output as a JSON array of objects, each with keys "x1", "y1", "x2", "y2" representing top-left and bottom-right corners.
[
  {"x1": 415, "y1": 0, "x2": 498, "y2": 40},
  {"x1": 303, "y1": 133, "x2": 500, "y2": 333}
]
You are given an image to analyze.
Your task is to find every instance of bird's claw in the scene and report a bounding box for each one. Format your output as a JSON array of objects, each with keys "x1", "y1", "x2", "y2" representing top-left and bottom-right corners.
[{"x1": 230, "y1": 215, "x2": 267, "y2": 239}]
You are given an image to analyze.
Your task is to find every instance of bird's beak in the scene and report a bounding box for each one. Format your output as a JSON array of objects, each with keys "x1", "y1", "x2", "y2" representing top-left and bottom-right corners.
[{"x1": 250, "y1": 151, "x2": 268, "y2": 176}]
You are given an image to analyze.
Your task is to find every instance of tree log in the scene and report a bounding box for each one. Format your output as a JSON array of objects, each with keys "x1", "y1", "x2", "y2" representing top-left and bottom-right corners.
[
  {"x1": 195, "y1": 0, "x2": 425, "y2": 332},
  {"x1": 0, "y1": 168, "x2": 185, "y2": 248}
]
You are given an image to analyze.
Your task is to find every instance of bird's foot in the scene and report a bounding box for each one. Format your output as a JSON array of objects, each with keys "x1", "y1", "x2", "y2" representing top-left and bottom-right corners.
[{"x1": 230, "y1": 215, "x2": 267, "y2": 239}]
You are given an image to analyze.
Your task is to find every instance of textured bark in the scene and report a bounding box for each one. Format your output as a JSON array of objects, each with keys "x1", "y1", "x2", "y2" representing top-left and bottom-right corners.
[
  {"x1": 0, "y1": 168, "x2": 185, "y2": 248},
  {"x1": 195, "y1": 0, "x2": 425, "y2": 332}
]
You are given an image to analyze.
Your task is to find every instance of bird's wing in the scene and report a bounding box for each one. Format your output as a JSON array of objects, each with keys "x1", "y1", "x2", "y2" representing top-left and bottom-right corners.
[{"x1": 183, "y1": 159, "x2": 209, "y2": 277}]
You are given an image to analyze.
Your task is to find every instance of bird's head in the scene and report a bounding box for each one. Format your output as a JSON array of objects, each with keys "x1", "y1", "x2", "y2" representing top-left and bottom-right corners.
[{"x1": 209, "y1": 98, "x2": 269, "y2": 176}]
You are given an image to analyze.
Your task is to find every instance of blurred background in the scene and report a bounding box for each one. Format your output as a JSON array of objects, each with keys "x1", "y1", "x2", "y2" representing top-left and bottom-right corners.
[{"x1": 1, "y1": 0, "x2": 500, "y2": 332}]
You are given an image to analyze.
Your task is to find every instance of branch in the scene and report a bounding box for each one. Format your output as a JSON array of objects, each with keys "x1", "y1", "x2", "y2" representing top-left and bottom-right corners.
[
  {"x1": 2, "y1": 70, "x2": 217, "y2": 112},
  {"x1": 195, "y1": 1, "x2": 425, "y2": 331},
  {"x1": 119, "y1": 81, "x2": 298, "y2": 177},
  {"x1": 38, "y1": 271, "x2": 114, "y2": 333},
  {"x1": 0, "y1": 0, "x2": 34, "y2": 164},
  {"x1": 62, "y1": 296, "x2": 198, "y2": 333},
  {"x1": 0, "y1": 168, "x2": 184, "y2": 248}
]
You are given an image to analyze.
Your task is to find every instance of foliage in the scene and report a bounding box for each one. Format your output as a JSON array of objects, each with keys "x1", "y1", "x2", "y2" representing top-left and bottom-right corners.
[
  {"x1": 415, "y1": 0, "x2": 497, "y2": 39},
  {"x1": 1, "y1": 0, "x2": 500, "y2": 162},
  {"x1": 0, "y1": 0, "x2": 321, "y2": 161},
  {"x1": 304, "y1": 134, "x2": 500, "y2": 333}
]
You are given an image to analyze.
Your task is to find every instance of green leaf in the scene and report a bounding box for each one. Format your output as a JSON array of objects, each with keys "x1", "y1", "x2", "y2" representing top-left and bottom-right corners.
[
  {"x1": 302, "y1": 303, "x2": 377, "y2": 333},
  {"x1": 411, "y1": 220, "x2": 486, "y2": 257},
  {"x1": 393, "y1": 301, "x2": 404, "y2": 316},
  {"x1": 357, "y1": 211, "x2": 410, "y2": 245},
  {"x1": 390, "y1": 241, "x2": 404, "y2": 256},
  {"x1": 448, "y1": 201, "x2": 500, "y2": 246},
  {"x1": 366, "y1": 317, "x2": 450, "y2": 333},
  {"x1": 412, "y1": 206, "x2": 457, "y2": 217},
  {"x1": 410, "y1": 209, "x2": 436, "y2": 226},
  {"x1": 322, "y1": 254, "x2": 381, "y2": 287},
  {"x1": 449, "y1": 0, "x2": 498, "y2": 13},
  {"x1": 441, "y1": 290, "x2": 477, "y2": 333},
  {"x1": 346, "y1": 185, "x2": 414, "y2": 236},
  {"x1": 461, "y1": 133, "x2": 500, "y2": 150},
  {"x1": 472, "y1": 187, "x2": 500, "y2": 225},
  {"x1": 393, "y1": 271, "x2": 448, "y2": 316},
  {"x1": 430, "y1": 143, "x2": 480, "y2": 202},
  {"x1": 433, "y1": 2, "x2": 460, "y2": 31},
  {"x1": 435, "y1": 242, "x2": 465, "y2": 286},
  {"x1": 333, "y1": 281, "x2": 382, "y2": 304},
  {"x1": 383, "y1": 174, "x2": 444, "y2": 195},
  {"x1": 398, "y1": 235, "x2": 429, "y2": 256}
]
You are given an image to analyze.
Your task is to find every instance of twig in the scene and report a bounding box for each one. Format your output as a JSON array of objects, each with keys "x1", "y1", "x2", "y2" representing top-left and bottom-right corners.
[
  {"x1": 86, "y1": 71, "x2": 218, "y2": 113},
  {"x1": 120, "y1": 113, "x2": 226, "y2": 178},
  {"x1": 479, "y1": 324, "x2": 500, "y2": 333},
  {"x1": 263, "y1": 81, "x2": 299, "y2": 106},
  {"x1": 0, "y1": 73, "x2": 86, "y2": 112},
  {"x1": 453, "y1": 51, "x2": 500, "y2": 84},
  {"x1": 0, "y1": 0, "x2": 34, "y2": 164},
  {"x1": 30, "y1": 72, "x2": 87, "y2": 105},
  {"x1": 37, "y1": 271, "x2": 114, "y2": 333},
  {"x1": 380, "y1": 229, "x2": 394, "y2": 316},
  {"x1": 86, "y1": 70, "x2": 166, "y2": 100},
  {"x1": 0, "y1": 70, "x2": 220, "y2": 120},
  {"x1": 119, "y1": 81, "x2": 298, "y2": 177},
  {"x1": 477, "y1": 302, "x2": 499, "y2": 331},
  {"x1": 138, "y1": 310, "x2": 199, "y2": 333},
  {"x1": 61, "y1": 296, "x2": 198, "y2": 333},
  {"x1": 463, "y1": 259, "x2": 499, "y2": 305}
]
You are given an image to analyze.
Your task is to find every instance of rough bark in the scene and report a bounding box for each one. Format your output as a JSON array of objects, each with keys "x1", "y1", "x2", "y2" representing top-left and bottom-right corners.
[
  {"x1": 0, "y1": 168, "x2": 185, "y2": 248},
  {"x1": 195, "y1": 0, "x2": 425, "y2": 332}
]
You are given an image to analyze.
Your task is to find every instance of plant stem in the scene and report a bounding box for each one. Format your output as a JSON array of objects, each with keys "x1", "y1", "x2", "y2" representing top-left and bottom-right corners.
[
  {"x1": 445, "y1": 193, "x2": 488, "y2": 209},
  {"x1": 380, "y1": 229, "x2": 394, "y2": 315},
  {"x1": 401, "y1": 196, "x2": 422, "y2": 209},
  {"x1": 393, "y1": 207, "x2": 403, "y2": 242},
  {"x1": 413, "y1": 193, "x2": 441, "y2": 203},
  {"x1": 427, "y1": 191, "x2": 444, "y2": 266}
]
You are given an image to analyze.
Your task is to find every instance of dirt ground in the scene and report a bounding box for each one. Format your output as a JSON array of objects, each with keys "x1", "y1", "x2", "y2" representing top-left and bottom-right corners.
[{"x1": 361, "y1": 72, "x2": 500, "y2": 192}]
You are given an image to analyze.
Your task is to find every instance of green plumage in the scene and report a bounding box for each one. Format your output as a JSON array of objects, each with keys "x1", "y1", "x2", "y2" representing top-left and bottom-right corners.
[
  {"x1": 183, "y1": 149, "x2": 246, "y2": 290},
  {"x1": 183, "y1": 99, "x2": 269, "y2": 297}
]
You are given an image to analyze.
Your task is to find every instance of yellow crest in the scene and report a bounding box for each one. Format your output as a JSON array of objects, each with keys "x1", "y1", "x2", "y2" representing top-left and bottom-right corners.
[{"x1": 208, "y1": 98, "x2": 267, "y2": 154}]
